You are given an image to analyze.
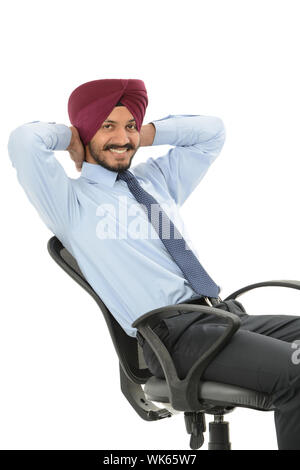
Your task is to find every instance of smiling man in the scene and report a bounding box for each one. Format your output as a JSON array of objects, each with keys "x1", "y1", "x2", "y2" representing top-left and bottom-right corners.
[
  {"x1": 7, "y1": 78, "x2": 300, "y2": 450},
  {"x1": 85, "y1": 104, "x2": 141, "y2": 171},
  {"x1": 80, "y1": 102, "x2": 155, "y2": 172}
]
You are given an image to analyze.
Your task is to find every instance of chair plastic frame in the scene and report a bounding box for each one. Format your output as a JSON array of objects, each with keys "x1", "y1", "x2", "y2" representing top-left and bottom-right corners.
[
  {"x1": 47, "y1": 237, "x2": 300, "y2": 422},
  {"x1": 224, "y1": 279, "x2": 300, "y2": 300},
  {"x1": 132, "y1": 304, "x2": 241, "y2": 411}
]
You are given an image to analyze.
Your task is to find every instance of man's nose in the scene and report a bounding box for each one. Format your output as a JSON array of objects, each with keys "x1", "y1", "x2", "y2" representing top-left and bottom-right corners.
[{"x1": 110, "y1": 128, "x2": 131, "y2": 148}]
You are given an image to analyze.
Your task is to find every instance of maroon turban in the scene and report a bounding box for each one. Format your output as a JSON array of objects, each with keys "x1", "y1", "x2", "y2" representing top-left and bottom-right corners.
[{"x1": 67, "y1": 78, "x2": 148, "y2": 145}]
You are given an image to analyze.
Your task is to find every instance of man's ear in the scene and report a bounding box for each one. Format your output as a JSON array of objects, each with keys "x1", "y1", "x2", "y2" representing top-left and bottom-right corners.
[{"x1": 80, "y1": 138, "x2": 87, "y2": 160}]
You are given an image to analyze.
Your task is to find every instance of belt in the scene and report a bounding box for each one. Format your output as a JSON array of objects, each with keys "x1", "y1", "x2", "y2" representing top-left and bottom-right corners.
[
  {"x1": 203, "y1": 296, "x2": 223, "y2": 307},
  {"x1": 135, "y1": 296, "x2": 222, "y2": 347},
  {"x1": 184, "y1": 296, "x2": 222, "y2": 307}
]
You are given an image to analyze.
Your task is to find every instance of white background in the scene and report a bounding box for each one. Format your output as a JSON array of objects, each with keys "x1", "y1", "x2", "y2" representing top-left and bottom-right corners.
[{"x1": 1, "y1": 0, "x2": 300, "y2": 451}]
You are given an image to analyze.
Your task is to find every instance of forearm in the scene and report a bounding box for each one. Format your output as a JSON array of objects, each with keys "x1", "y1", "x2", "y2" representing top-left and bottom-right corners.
[
  {"x1": 139, "y1": 122, "x2": 156, "y2": 147},
  {"x1": 9, "y1": 121, "x2": 71, "y2": 153},
  {"x1": 149, "y1": 114, "x2": 225, "y2": 148}
]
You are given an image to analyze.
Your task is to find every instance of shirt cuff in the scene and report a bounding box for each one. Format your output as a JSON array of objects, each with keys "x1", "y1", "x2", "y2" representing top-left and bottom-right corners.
[
  {"x1": 150, "y1": 114, "x2": 178, "y2": 146},
  {"x1": 51, "y1": 123, "x2": 72, "y2": 151}
]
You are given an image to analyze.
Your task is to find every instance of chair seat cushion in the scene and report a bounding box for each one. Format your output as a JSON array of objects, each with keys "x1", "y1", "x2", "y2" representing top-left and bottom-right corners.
[{"x1": 144, "y1": 376, "x2": 275, "y2": 411}]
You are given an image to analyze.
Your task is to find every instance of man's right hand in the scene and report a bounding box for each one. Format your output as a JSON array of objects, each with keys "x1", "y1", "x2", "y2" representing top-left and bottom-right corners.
[{"x1": 67, "y1": 126, "x2": 85, "y2": 172}]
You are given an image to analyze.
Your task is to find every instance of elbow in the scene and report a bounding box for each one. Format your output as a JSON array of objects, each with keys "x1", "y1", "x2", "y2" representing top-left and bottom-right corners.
[
  {"x1": 214, "y1": 117, "x2": 226, "y2": 145},
  {"x1": 201, "y1": 115, "x2": 226, "y2": 141},
  {"x1": 214, "y1": 116, "x2": 225, "y2": 136},
  {"x1": 203, "y1": 116, "x2": 225, "y2": 147},
  {"x1": 8, "y1": 123, "x2": 35, "y2": 143},
  {"x1": 7, "y1": 124, "x2": 36, "y2": 166}
]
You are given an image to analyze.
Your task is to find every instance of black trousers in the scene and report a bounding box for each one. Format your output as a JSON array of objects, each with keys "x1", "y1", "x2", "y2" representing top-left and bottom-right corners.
[{"x1": 139, "y1": 298, "x2": 300, "y2": 450}]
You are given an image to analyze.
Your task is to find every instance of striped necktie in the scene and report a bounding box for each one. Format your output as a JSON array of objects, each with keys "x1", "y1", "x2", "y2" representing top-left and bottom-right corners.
[{"x1": 117, "y1": 170, "x2": 220, "y2": 299}]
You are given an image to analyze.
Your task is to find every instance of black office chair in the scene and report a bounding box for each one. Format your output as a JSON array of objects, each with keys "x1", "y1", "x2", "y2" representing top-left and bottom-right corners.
[{"x1": 47, "y1": 235, "x2": 300, "y2": 450}]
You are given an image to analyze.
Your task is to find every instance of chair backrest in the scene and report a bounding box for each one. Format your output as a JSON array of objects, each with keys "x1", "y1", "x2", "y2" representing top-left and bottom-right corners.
[{"x1": 47, "y1": 236, "x2": 152, "y2": 384}]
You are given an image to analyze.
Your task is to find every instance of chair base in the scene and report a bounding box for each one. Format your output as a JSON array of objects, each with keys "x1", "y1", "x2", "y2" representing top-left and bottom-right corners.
[
  {"x1": 208, "y1": 416, "x2": 231, "y2": 450},
  {"x1": 184, "y1": 412, "x2": 206, "y2": 450},
  {"x1": 184, "y1": 412, "x2": 231, "y2": 450}
]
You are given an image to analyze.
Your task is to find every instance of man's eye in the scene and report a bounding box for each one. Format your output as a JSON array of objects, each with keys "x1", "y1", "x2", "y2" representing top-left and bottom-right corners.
[{"x1": 103, "y1": 124, "x2": 136, "y2": 129}]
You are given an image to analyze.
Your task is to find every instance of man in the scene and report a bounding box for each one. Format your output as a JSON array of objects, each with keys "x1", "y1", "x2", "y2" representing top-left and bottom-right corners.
[{"x1": 8, "y1": 78, "x2": 300, "y2": 450}]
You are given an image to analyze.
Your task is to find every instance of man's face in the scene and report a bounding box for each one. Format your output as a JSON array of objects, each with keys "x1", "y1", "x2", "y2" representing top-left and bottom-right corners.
[{"x1": 85, "y1": 106, "x2": 141, "y2": 172}]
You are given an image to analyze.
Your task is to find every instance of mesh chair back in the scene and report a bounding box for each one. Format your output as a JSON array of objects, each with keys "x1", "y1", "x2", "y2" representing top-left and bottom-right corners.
[{"x1": 47, "y1": 236, "x2": 151, "y2": 383}]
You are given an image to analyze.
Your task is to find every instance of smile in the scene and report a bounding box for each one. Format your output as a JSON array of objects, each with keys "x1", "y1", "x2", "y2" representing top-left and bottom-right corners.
[{"x1": 109, "y1": 149, "x2": 128, "y2": 154}]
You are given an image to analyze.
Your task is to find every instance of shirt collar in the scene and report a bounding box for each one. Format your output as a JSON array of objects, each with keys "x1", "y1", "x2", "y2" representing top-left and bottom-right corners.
[{"x1": 79, "y1": 161, "x2": 119, "y2": 187}]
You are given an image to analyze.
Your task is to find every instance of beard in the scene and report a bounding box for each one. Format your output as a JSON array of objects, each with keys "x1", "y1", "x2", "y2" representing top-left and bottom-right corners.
[{"x1": 87, "y1": 142, "x2": 138, "y2": 173}]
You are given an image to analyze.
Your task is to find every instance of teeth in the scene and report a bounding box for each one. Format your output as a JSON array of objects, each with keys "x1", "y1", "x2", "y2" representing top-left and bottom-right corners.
[{"x1": 110, "y1": 149, "x2": 127, "y2": 154}]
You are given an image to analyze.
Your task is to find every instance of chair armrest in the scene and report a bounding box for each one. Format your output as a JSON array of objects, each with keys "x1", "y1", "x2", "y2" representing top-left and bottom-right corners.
[
  {"x1": 132, "y1": 303, "x2": 241, "y2": 411},
  {"x1": 224, "y1": 279, "x2": 300, "y2": 301}
]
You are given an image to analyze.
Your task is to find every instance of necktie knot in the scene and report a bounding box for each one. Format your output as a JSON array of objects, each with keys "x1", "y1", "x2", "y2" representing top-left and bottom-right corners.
[{"x1": 117, "y1": 170, "x2": 135, "y2": 183}]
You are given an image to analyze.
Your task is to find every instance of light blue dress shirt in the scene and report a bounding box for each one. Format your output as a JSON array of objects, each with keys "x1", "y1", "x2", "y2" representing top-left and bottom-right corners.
[{"x1": 8, "y1": 114, "x2": 225, "y2": 337}]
